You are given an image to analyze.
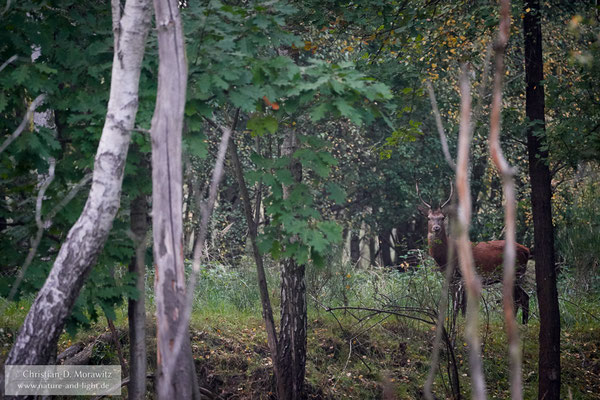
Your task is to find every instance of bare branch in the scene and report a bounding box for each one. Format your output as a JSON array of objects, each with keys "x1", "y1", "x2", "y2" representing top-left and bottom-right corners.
[
  {"x1": 0, "y1": 94, "x2": 46, "y2": 155},
  {"x1": 45, "y1": 173, "x2": 92, "y2": 225},
  {"x1": 488, "y1": 0, "x2": 523, "y2": 398},
  {"x1": 455, "y1": 63, "x2": 487, "y2": 399},
  {"x1": 1, "y1": 0, "x2": 12, "y2": 16},
  {"x1": 0, "y1": 54, "x2": 18, "y2": 73},
  {"x1": 4, "y1": 158, "x2": 55, "y2": 309},
  {"x1": 164, "y1": 110, "x2": 238, "y2": 391},
  {"x1": 426, "y1": 80, "x2": 456, "y2": 170},
  {"x1": 3, "y1": 169, "x2": 92, "y2": 309}
]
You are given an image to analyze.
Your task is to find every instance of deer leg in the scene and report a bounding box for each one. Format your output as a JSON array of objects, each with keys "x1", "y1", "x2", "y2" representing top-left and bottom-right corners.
[
  {"x1": 520, "y1": 286, "x2": 529, "y2": 324},
  {"x1": 460, "y1": 286, "x2": 466, "y2": 317},
  {"x1": 513, "y1": 285, "x2": 530, "y2": 325}
]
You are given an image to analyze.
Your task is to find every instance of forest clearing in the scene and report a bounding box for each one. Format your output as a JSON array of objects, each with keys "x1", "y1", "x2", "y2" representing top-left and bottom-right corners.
[{"x1": 1, "y1": 0, "x2": 600, "y2": 399}]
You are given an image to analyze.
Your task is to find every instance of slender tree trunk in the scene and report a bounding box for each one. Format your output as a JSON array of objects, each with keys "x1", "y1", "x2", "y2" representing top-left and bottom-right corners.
[
  {"x1": 379, "y1": 229, "x2": 393, "y2": 267},
  {"x1": 277, "y1": 130, "x2": 307, "y2": 400},
  {"x1": 350, "y1": 230, "x2": 360, "y2": 265},
  {"x1": 149, "y1": 0, "x2": 195, "y2": 398},
  {"x1": 128, "y1": 191, "x2": 148, "y2": 400},
  {"x1": 2, "y1": 0, "x2": 151, "y2": 377},
  {"x1": 523, "y1": 1, "x2": 561, "y2": 398},
  {"x1": 227, "y1": 137, "x2": 286, "y2": 398},
  {"x1": 369, "y1": 236, "x2": 377, "y2": 266}
]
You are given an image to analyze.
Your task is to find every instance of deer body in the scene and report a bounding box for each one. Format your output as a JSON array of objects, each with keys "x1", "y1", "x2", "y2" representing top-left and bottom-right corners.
[{"x1": 417, "y1": 184, "x2": 530, "y2": 324}]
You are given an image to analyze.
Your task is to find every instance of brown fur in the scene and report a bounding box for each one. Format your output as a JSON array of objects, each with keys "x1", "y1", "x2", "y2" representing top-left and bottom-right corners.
[
  {"x1": 471, "y1": 240, "x2": 529, "y2": 282},
  {"x1": 419, "y1": 207, "x2": 530, "y2": 324}
]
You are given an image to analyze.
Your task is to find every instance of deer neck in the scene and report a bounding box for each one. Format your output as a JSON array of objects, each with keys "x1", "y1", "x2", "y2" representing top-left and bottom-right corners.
[{"x1": 428, "y1": 229, "x2": 451, "y2": 269}]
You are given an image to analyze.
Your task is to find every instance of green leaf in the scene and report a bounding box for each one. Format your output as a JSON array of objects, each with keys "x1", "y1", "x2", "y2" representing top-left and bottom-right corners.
[
  {"x1": 183, "y1": 133, "x2": 208, "y2": 158},
  {"x1": 275, "y1": 168, "x2": 294, "y2": 185},
  {"x1": 318, "y1": 221, "x2": 343, "y2": 243},
  {"x1": 310, "y1": 102, "x2": 330, "y2": 122},
  {"x1": 326, "y1": 182, "x2": 346, "y2": 205},
  {"x1": 212, "y1": 75, "x2": 229, "y2": 90},
  {"x1": 247, "y1": 115, "x2": 279, "y2": 136}
]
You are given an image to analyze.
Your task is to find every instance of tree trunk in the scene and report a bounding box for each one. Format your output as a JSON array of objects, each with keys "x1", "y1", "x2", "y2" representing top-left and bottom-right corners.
[
  {"x1": 369, "y1": 236, "x2": 377, "y2": 266},
  {"x1": 350, "y1": 230, "x2": 361, "y2": 265},
  {"x1": 149, "y1": 0, "x2": 195, "y2": 398},
  {"x1": 128, "y1": 191, "x2": 148, "y2": 400},
  {"x1": 379, "y1": 229, "x2": 393, "y2": 267},
  {"x1": 523, "y1": 1, "x2": 561, "y2": 398},
  {"x1": 277, "y1": 130, "x2": 307, "y2": 399},
  {"x1": 227, "y1": 137, "x2": 286, "y2": 398},
  {"x1": 2, "y1": 0, "x2": 151, "y2": 377}
]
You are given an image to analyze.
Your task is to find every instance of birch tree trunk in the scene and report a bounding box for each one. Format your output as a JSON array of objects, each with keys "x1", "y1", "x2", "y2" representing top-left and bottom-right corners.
[
  {"x1": 277, "y1": 130, "x2": 308, "y2": 400},
  {"x1": 149, "y1": 0, "x2": 194, "y2": 398},
  {"x1": 3, "y1": 0, "x2": 152, "y2": 374}
]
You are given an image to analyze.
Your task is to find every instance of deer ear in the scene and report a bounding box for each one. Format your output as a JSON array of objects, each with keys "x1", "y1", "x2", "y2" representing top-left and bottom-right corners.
[{"x1": 417, "y1": 205, "x2": 429, "y2": 216}]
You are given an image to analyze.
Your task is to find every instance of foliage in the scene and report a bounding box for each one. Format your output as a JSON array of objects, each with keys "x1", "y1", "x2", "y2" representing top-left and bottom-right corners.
[
  {"x1": 0, "y1": 0, "x2": 154, "y2": 334},
  {"x1": 247, "y1": 134, "x2": 345, "y2": 266}
]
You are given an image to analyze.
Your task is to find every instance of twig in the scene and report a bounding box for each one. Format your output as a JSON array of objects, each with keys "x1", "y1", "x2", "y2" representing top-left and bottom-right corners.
[
  {"x1": 488, "y1": 1, "x2": 523, "y2": 399},
  {"x1": 106, "y1": 317, "x2": 128, "y2": 377},
  {"x1": 0, "y1": 94, "x2": 46, "y2": 155},
  {"x1": 45, "y1": 173, "x2": 93, "y2": 223},
  {"x1": 558, "y1": 297, "x2": 600, "y2": 322},
  {"x1": 426, "y1": 80, "x2": 456, "y2": 171},
  {"x1": 455, "y1": 63, "x2": 487, "y2": 399}
]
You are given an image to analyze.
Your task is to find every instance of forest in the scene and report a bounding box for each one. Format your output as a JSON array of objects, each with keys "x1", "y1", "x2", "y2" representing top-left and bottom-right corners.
[{"x1": 1, "y1": 0, "x2": 599, "y2": 399}]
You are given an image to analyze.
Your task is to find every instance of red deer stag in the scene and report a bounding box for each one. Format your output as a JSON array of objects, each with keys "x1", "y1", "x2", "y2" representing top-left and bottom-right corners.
[{"x1": 416, "y1": 182, "x2": 530, "y2": 324}]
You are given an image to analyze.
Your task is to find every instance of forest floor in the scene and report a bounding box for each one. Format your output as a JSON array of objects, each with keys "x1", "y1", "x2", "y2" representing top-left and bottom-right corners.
[{"x1": 1, "y1": 264, "x2": 600, "y2": 399}]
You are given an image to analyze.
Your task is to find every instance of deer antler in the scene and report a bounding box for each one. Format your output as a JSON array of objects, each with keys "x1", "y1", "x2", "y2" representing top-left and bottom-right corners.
[
  {"x1": 415, "y1": 181, "x2": 432, "y2": 209},
  {"x1": 440, "y1": 180, "x2": 453, "y2": 209}
]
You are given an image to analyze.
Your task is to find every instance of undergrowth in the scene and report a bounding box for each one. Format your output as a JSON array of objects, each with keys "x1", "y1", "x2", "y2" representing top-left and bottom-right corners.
[{"x1": 1, "y1": 259, "x2": 599, "y2": 399}]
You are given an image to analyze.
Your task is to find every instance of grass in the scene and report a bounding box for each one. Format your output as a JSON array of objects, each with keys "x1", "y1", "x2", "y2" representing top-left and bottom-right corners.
[{"x1": 1, "y1": 260, "x2": 600, "y2": 399}]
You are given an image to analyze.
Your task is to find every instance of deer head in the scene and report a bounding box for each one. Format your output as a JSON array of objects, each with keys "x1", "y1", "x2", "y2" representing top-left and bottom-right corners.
[
  {"x1": 416, "y1": 181, "x2": 453, "y2": 237},
  {"x1": 416, "y1": 181, "x2": 454, "y2": 269}
]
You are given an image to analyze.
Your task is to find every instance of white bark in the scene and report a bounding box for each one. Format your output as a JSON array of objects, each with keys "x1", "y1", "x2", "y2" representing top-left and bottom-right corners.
[{"x1": 3, "y1": 0, "x2": 152, "y2": 371}]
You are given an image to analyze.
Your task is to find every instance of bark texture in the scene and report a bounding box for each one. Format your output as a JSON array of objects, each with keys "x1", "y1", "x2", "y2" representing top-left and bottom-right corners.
[
  {"x1": 150, "y1": 0, "x2": 194, "y2": 398},
  {"x1": 277, "y1": 131, "x2": 308, "y2": 400},
  {"x1": 3, "y1": 0, "x2": 151, "y2": 375},
  {"x1": 523, "y1": 1, "x2": 561, "y2": 398},
  {"x1": 128, "y1": 191, "x2": 149, "y2": 400}
]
